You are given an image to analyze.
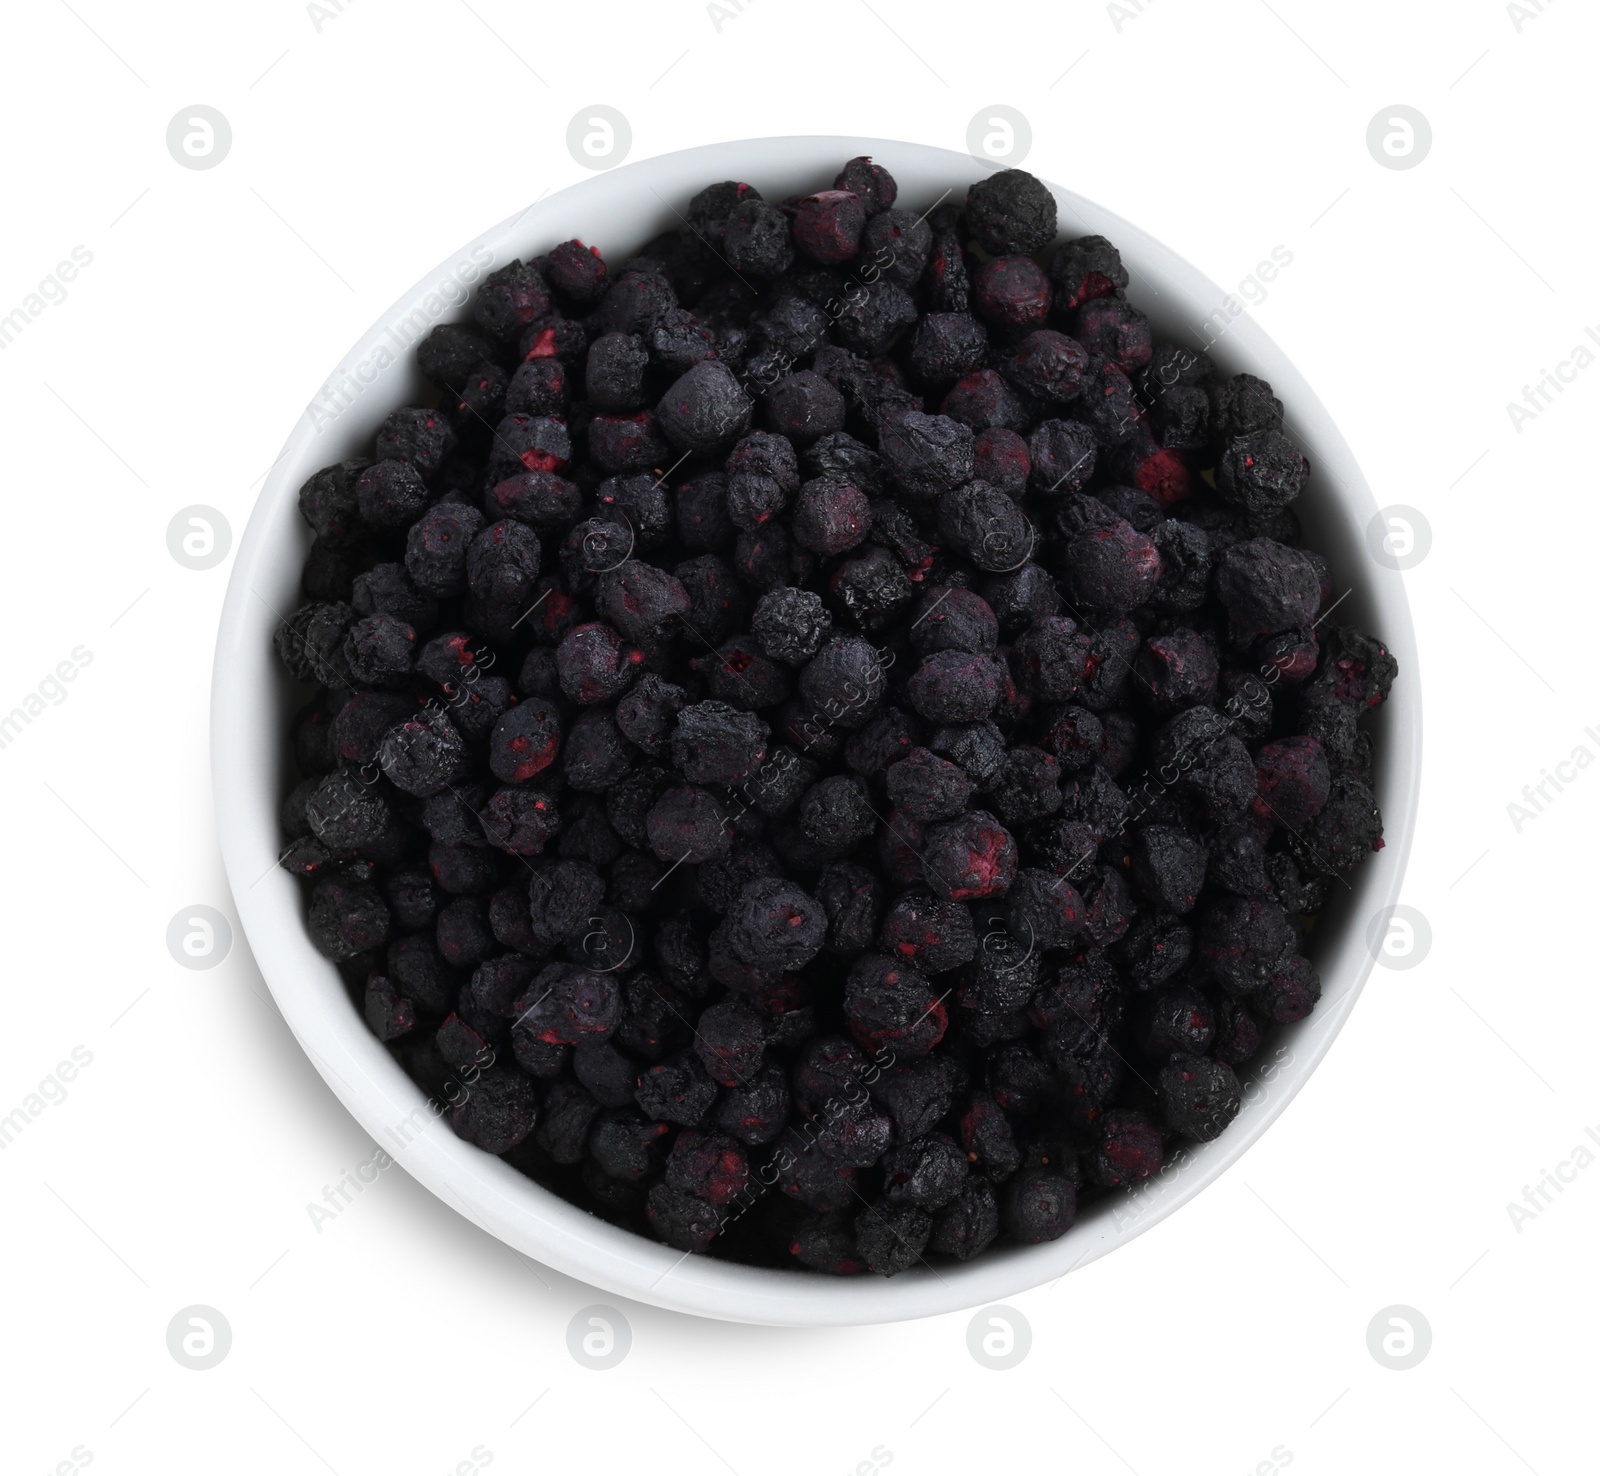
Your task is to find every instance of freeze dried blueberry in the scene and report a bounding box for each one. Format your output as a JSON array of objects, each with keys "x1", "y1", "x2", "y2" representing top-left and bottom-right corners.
[
  {"x1": 1253, "y1": 736, "x2": 1331, "y2": 829},
  {"x1": 958, "y1": 1090, "x2": 1021, "y2": 1181},
  {"x1": 504, "y1": 358, "x2": 568, "y2": 419},
  {"x1": 799, "y1": 636, "x2": 887, "y2": 730},
  {"x1": 554, "y1": 624, "x2": 639, "y2": 708},
  {"x1": 351, "y1": 563, "x2": 437, "y2": 633},
  {"x1": 1027, "y1": 417, "x2": 1098, "y2": 497},
  {"x1": 665, "y1": 1129, "x2": 750, "y2": 1208},
  {"x1": 438, "y1": 1015, "x2": 492, "y2": 1076},
  {"x1": 1065, "y1": 518, "x2": 1160, "y2": 613},
  {"x1": 379, "y1": 708, "x2": 472, "y2": 797},
  {"x1": 1128, "y1": 824, "x2": 1206, "y2": 914},
  {"x1": 1217, "y1": 429, "x2": 1309, "y2": 516},
  {"x1": 725, "y1": 198, "x2": 795, "y2": 279},
  {"x1": 1197, "y1": 895, "x2": 1295, "y2": 996},
  {"x1": 1002, "y1": 1169, "x2": 1075, "y2": 1244},
  {"x1": 969, "y1": 430, "x2": 1029, "y2": 504},
  {"x1": 646, "y1": 1183, "x2": 722, "y2": 1251},
  {"x1": 973, "y1": 255, "x2": 1052, "y2": 330},
  {"x1": 909, "y1": 312, "x2": 987, "y2": 387},
  {"x1": 1072, "y1": 297, "x2": 1152, "y2": 375},
  {"x1": 670, "y1": 701, "x2": 768, "y2": 787},
  {"x1": 356, "y1": 460, "x2": 431, "y2": 530},
  {"x1": 713, "y1": 1063, "x2": 791, "y2": 1146},
  {"x1": 1140, "y1": 983, "x2": 1216, "y2": 1061},
  {"x1": 465, "y1": 520, "x2": 542, "y2": 632},
  {"x1": 1039, "y1": 705, "x2": 1102, "y2": 771},
  {"x1": 385, "y1": 868, "x2": 442, "y2": 933},
  {"x1": 928, "y1": 1179, "x2": 1000, "y2": 1260},
  {"x1": 648, "y1": 309, "x2": 718, "y2": 374},
  {"x1": 341, "y1": 613, "x2": 415, "y2": 689},
  {"x1": 1298, "y1": 773, "x2": 1383, "y2": 874},
  {"x1": 908, "y1": 587, "x2": 998, "y2": 657},
  {"x1": 878, "y1": 411, "x2": 973, "y2": 501},
  {"x1": 536, "y1": 1080, "x2": 603, "y2": 1164},
  {"x1": 745, "y1": 746, "x2": 817, "y2": 819},
  {"x1": 636, "y1": 1051, "x2": 719, "y2": 1127},
  {"x1": 1257, "y1": 953, "x2": 1322, "y2": 1024},
  {"x1": 788, "y1": 1214, "x2": 863, "y2": 1275},
  {"x1": 563, "y1": 708, "x2": 636, "y2": 792},
  {"x1": 672, "y1": 555, "x2": 744, "y2": 647},
  {"x1": 798, "y1": 774, "x2": 876, "y2": 850},
  {"x1": 1210, "y1": 373, "x2": 1284, "y2": 444},
  {"x1": 828, "y1": 545, "x2": 913, "y2": 633},
  {"x1": 854, "y1": 1201, "x2": 931, "y2": 1275},
  {"x1": 835, "y1": 156, "x2": 897, "y2": 212},
  {"x1": 417, "y1": 323, "x2": 496, "y2": 392},
  {"x1": 809, "y1": 860, "x2": 879, "y2": 959},
  {"x1": 814, "y1": 1095, "x2": 895, "y2": 1167},
  {"x1": 1005, "y1": 867, "x2": 1084, "y2": 950},
  {"x1": 989, "y1": 748, "x2": 1063, "y2": 827},
  {"x1": 298, "y1": 459, "x2": 368, "y2": 543},
  {"x1": 656, "y1": 360, "x2": 753, "y2": 453},
  {"x1": 582, "y1": 332, "x2": 646, "y2": 412},
  {"x1": 1303, "y1": 625, "x2": 1397, "y2": 713},
  {"x1": 591, "y1": 268, "x2": 677, "y2": 339},
  {"x1": 451, "y1": 1067, "x2": 539, "y2": 1155},
  {"x1": 1014, "y1": 616, "x2": 1090, "y2": 702},
  {"x1": 693, "y1": 637, "x2": 792, "y2": 711},
  {"x1": 587, "y1": 411, "x2": 671, "y2": 474},
  {"x1": 1003, "y1": 329, "x2": 1089, "y2": 406},
  {"x1": 645, "y1": 785, "x2": 733, "y2": 864},
  {"x1": 1151, "y1": 708, "x2": 1255, "y2": 819},
  {"x1": 1214, "y1": 539, "x2": 1321, "y2": 634},
  {"x1": 928, "y1": 719, "x2": 1008, "y2": 789},
  {"x1": 882, "y1": 1134, "x2": 967, "y2": 1211},
  {"x1": 908, "y1": 650, "x2": 1002, "y2": 724},
  {"x1": 792, "y1": 476, "x2": 871, "y2": 555},
  {"x1": 833, "y1": 279, "x2": 918, "y2": 356},
  {"x1": 1159, "y1": 1053, "x2": 1241, "y2": 1141},
  {"x1": 937, "y1": 481, "x2": 1033, "y2": 573},
  {"x1": 714, "y1": 877, "x2": 826, "y2": 975},
  {"x1": 880, "y1": 891, "x2": 976, "y2": 974},
  {"x1": 886, "y1": 747, "x2": 974, "y2": 822},
  {"x1": 941, "y1": 369, "x2": 1029, "y2": 434},
  {"x1": 522, "y1": 862, "x2": 603, "y2": 954},
  {"x1": 967, "y1": 169, "x2": 1057, "y2": 256},
  {"x1": 435, "y1": 898, "x2": 493, "y2": 972},
  {"x1": 513, "y1": 964, "x2": 622, "y2": 1046},
  {"x1": 923, "y1": 811, "x2": 1018, "y2": 901},
  {"x1": 1051, "y1": 235, "x2": 1128, "y2": 310},
  {"x1": 487, "y1": 699, "x2": 562, "y2": 785},
  {"x1": 365, "y1": 977, "x2": 416, "y2": 1041},
  {"x1": 590, "y1": 1111, "x2": 672, "y2": 1183},
  {"x1": 723, "y1": 429, "x2": 797, "y2": 531},
  {"x1": 1091, "y1": 1109, "x2": 1163, "y2": 1187},
  {"x1": 378, "y1": 404, "x2": 458, "y2": 476},
  {"x1": 591, "y1": 561, "x2": 687, "y2": 647},
  {"x1": 406, "y1": 502, "x2": 485, "y2": 598},
  {"x1": 276, "y1": 602, "x2": 355, "y2": 686},
  {"x1": 793, "y1": 190, "x2": 866, "y2": 265},
  {"x1": 751, "y1": 586, "x2": 832, "y2": 664},
  {"x1": 1074, "y1": 358, "x2": 1144, "y2": 447},
  {"x1": 544, "y1": 238, "x2": 608, "y2": 302}
]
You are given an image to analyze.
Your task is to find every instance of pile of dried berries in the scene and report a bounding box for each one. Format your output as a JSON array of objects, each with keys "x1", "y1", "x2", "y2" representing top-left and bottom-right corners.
[{"x1": 274, "y1": 158, "x2": 1395, "y2": 1275}]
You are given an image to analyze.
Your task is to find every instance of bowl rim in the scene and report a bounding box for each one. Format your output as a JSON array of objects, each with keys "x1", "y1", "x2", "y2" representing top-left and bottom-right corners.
[{"x1": 212, "y1": 133, "x2": 1421, "y2": 1326}]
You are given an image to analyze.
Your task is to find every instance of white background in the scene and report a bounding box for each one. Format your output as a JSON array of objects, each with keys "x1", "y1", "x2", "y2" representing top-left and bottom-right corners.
[{"x1": 1, "y1": 0, "x2": 1594, "y2": 1471}]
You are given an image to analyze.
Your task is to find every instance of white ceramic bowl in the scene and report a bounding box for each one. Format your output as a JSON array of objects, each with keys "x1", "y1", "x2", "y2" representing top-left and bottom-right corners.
[{"x1": 213, "y1": 135, "x2": 1420, "y2": 1326}]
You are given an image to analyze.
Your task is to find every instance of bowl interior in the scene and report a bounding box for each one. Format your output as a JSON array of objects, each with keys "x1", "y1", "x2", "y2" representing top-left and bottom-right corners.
[{"x1": 213, "y1": 135, "x2": 1419, "y2": 1326}]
